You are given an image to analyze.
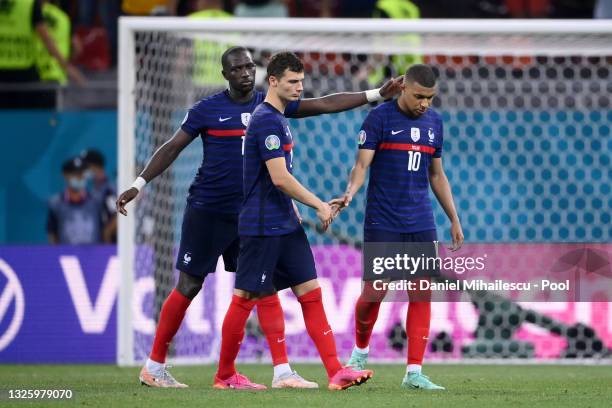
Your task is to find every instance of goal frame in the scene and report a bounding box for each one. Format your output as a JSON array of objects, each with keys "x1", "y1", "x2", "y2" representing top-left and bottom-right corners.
[{"x1": 117, "y1": 17, "x2": 612, "y2": 366}]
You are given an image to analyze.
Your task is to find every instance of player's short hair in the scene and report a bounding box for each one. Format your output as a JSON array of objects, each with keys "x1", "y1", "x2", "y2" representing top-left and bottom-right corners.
[
  {"x1": 405, "y1": 64, "x2": 437, "y2": 88},
  {"x1": 221, "y1": 46, "x2": 251, "y2": 69},
  {"x1": 266, "y1": 51, "x2": 303, "y2": 81}
]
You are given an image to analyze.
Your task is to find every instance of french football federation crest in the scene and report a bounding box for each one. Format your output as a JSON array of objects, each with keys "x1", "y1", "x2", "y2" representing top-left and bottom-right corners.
[
  {"x1": 241, "y1": 112, "x2": 251, "y2": 127},
  {"x1": 265, "y1": 135, "x2": 281, "y2": 150},
  {"x1": 411, "y1": 127, "x2": 421, "y2": 142},
  {"x1": 428, "y1": 128, "x2": 435, "y2": 143},
  {"x1": 358, "y1": 130, "x2": 367, "y2": 145}
]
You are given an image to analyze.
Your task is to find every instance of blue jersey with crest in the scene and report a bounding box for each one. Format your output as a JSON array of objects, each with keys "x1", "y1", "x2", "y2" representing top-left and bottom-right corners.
[
  {"x1": 239, "y1": 102, "x2": 300, "y2": 236},
  {"x1": 180, "y1": 90, "x2": 299, "y2": 214},
  {"x1": 359, "y1": 100, "x2": 444, "y2": 233}
]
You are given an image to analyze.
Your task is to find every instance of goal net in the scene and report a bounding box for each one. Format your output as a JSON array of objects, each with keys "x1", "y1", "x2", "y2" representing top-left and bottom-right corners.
[{"x1": 117, "y1": 18, "x2": 612, "y2": 365}]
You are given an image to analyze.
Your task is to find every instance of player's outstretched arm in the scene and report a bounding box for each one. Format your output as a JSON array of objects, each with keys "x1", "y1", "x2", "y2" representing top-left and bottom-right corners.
[
  {"x1": 266, "y1": 157, "x2": 333, "y2": 230},
  {"x1": 293, "y1": 77, "x2": 403, "y2": 118},
  {"x1": 116, "y1": 129, "x2": 192, "y2": 216},
  {"x1": 428, "y1": 158, "x2": 464, "y2": 251},
  {"x1": 329, "y1": 149, "x2": 375, "y2": 214}
]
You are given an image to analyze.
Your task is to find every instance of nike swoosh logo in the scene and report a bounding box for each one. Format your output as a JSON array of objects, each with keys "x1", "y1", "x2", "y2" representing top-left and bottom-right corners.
[
  {"x1": 391, "y1": 130, "x2": 404, "y2": 135},
  {"x1": 323, "y1": 329, "x2": 332, "y2": 335},
  {"x1": 219, "y1": 117, "x2": 232, "y2": 122},
  {"x1": 277, "y1": 338, "x2": 285, "y2": 343}
]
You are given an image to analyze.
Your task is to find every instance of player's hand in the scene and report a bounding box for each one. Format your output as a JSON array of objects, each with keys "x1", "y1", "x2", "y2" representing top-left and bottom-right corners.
[
  {"x1": 316, "y1": 202, "x2": 333, "y2": 231},
  {"x1": 448, "y1": 219, "x2": 464, "y2": 252},
  {"x1": 328, "y1": 193, "x2": 352, "y2": 217},
  {"x1": 379, "y1": 76, "x2": 404, "y2": 99},
  {"x1": 116, "y1": 188, "x2": 139, "y2": 216}
]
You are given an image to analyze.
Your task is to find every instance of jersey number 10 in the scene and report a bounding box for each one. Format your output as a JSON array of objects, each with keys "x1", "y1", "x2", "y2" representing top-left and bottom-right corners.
[{"x1": 407, "y1": 151, "x2": 421, "y2": 171}]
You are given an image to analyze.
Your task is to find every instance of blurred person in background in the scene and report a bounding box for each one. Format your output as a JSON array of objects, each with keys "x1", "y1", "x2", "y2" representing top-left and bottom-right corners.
[
  {"x1": 81, "y1": 149, "x2": 117, "y2": 243},
  {"x1": 47, "y1": 157, "x2": 113, "y2": 244},
  {"x1": 189, "y1": 0, "x2": 233, "y2": 88},
  {"x1": 77, "y1": 0, "x2": 120, "y2": 64},
  {"x1": 367, "y1": 0, "x2": 422, "y2": 87},
  {"x1": 0, "y1": 0, "x2": 85, "y2": 108},
  {"x1": 233, "y1": 0, "x2": 288, "y2": 17},
  {"x1": 35, "y1": 0, "x2": 72, "y2": 85}
]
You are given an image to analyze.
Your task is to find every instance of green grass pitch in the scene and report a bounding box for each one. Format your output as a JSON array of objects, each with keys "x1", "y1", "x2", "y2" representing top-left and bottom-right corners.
[{"x1": 1, "y1": 364, "x2": 611, "y2": 407}]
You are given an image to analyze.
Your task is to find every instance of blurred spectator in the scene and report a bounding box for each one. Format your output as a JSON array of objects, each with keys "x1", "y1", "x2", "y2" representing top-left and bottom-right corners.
[
  {"x1": 233, "y1": 0, "x2": 288, "y2": 17},
  {"x1": 35, "y1": 0, "x2": 71, "y2": 85},
  {"x1": 77, "y1": 0, "x2": 119, "y2": 64},
  {"x1": 369, "y1": 0, "x2": 422, "y2": 85},
  {"x1": 81, "y1": 149, "x2": 117, "y2": 242},
  {"x1": 373, "y1": 0, "x2": 420, "y2": 19},
  {"x1": 595, "y1": 0, "x2": 612, "y2": 18},
  {"x1": 189, "y1": 0, "x2": 233, "y2": 88},
  {"x1": 47, "y1": 157, "x2": 112, "y2": 244},
  {"x1": 0, "y1": 0, "x2": 85, "y2": 108}
]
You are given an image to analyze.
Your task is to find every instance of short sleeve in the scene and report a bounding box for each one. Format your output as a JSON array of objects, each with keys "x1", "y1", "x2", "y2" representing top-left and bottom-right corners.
[
  {"x1": 257, "y1": 124, "x2": 286, "y2": 162},
  {"x1": 180, "y1": 101, "x2": 207, "y2": 138},
  {"x1": 284, "y1": 100, "x2": 301, "y2": 118},
  {"x1": 433, "y1": 117, "x2": 444, "y2": 158},
  {"x1": 358, "y1": 109, "x2": 383, "y2": 150}
]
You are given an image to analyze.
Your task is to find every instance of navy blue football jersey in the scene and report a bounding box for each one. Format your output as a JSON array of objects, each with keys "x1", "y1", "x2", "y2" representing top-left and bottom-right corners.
[
  {"x1": 239, "y1": 102, "x2": 300, "y2": 236},
  {"x1": 180, "y1": 90, "x2": 299, "y2": 214},
  {"x1": 359, "y1": 100, "x2": 444, "y2": 233}
]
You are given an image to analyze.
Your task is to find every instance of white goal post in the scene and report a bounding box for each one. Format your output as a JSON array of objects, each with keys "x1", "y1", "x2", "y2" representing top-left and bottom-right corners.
[{"x1": 118, "y1": 18, "x2": 612, "y2": 366}]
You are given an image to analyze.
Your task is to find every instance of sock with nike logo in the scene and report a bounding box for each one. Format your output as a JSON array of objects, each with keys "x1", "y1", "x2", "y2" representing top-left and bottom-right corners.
[
  {"x1": 297, "y1": 287, "x2": 343, "y2": 378},
  {"x1": 257, "y1": 294, "x2": 289, "y2": 366},
  {"x1": 406, "y1": 281, "x2": 432, "y2": 366}
]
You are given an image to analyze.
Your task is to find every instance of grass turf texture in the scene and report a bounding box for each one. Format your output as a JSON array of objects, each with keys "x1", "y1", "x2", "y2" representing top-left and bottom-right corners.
[{"x1": 1, "y1": 364, "x2": 610, "y2": 407}]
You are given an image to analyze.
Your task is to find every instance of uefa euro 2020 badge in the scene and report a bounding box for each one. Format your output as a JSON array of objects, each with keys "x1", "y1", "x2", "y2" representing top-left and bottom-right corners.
[
  {"x1": 265, "y1": 134, "x2": 281, "y2": 150},
  {"x1": 358, "y1": 130, "x2": 367, "y2": 145}
]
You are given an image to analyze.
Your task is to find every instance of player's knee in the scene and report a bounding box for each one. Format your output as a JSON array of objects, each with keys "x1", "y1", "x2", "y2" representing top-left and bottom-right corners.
[
  {"x1": 291, "y1": 279, "x2": 319, "y2": 298},
  {"x1": 176, "y1": 272, "x2": 204, "y2": 300},
  {"x1": 233, "y1": 288, "x2": 271, "y2": 300}
]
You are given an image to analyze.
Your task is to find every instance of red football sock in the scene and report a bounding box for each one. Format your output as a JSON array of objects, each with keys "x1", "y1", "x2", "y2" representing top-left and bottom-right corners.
[
  {"x1": 297, "y1": 287, "x2": 343, "y2": 378},
  {"x1": 406, "y1": 282, "x2": 432, "y2": 365},
  {"x1": 216, "y1": 295, "x2": 256, "y2": 380},
  {"x1": 149, "y1": 289, "x2": 191, "y2": 363},
  {"x1": 256, "y1": 294, "x2": 288, "y2": 366},
  {"x1": 354, "y1": 295, "x2": 382, "y2": 349}
]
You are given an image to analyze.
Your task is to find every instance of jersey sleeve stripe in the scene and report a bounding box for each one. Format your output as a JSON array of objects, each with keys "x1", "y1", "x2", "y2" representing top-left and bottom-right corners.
[{"x1": 282, "y1": 143, "x2": 294, "y2": 151}]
